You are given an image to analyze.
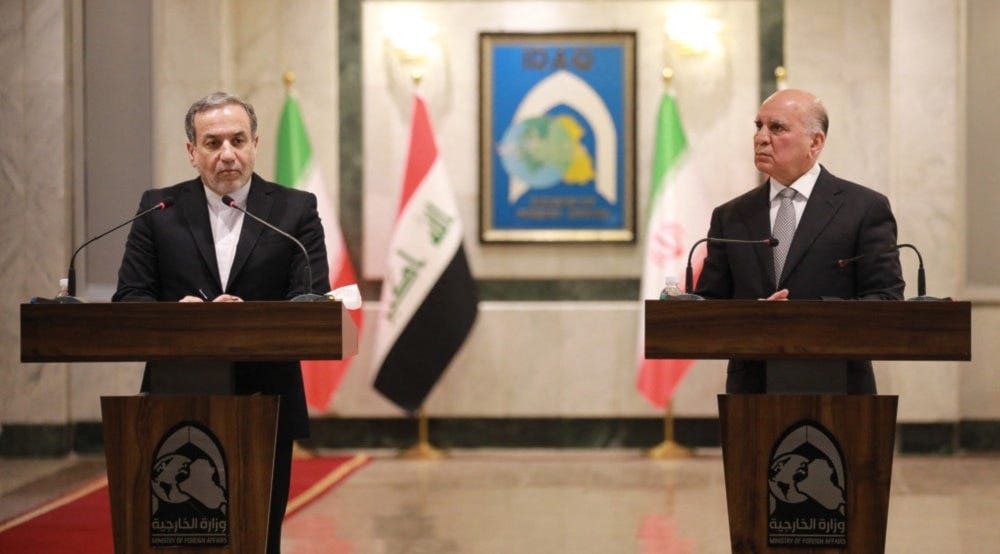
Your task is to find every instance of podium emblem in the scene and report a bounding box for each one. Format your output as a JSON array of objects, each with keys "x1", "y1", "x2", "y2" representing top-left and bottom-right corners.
[
  {"x1": 150, "y1": 421, "x2": 230, "y2": 547},
  {"x1": 766, "y1": 420, "x2": 847, "y2": 548}
]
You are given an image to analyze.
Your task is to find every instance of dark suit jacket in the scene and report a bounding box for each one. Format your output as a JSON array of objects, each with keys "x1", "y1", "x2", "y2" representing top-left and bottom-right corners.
[
  {"x1": 693, "y1": 166, "x2": 905, "y2": 393},
  {"x1": 113, "y1": 173, "x2": 330, "y2": 438}
]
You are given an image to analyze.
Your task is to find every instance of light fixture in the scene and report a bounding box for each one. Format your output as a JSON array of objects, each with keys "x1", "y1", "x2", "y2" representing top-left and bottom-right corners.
[
  {"x1": 384, "y1": 11, "x2": 439, "y2": 82},
  {"x1": 664, "y1": 3, "x2": 722, "y2": 56}
]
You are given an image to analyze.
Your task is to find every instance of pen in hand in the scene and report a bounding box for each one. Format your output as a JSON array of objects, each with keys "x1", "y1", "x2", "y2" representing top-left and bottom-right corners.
[{"x1": 198, "y1": 288, "x2": 210, "y2": 301}]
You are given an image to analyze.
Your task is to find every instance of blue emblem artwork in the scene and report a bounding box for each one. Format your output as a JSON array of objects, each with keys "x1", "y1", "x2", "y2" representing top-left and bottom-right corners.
[{"x1": 480, "y1": 33, "x2": 636, "y2": 242}]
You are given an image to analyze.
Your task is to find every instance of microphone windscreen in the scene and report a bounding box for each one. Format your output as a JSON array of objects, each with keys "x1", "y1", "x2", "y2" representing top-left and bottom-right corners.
[{"x1": 220, "y1": 195, "x2": 235, "y2": 207}]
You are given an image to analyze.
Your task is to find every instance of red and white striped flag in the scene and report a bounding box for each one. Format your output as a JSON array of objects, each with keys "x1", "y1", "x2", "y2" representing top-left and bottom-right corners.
[
  {"x1": 372, "y1": 94, "x2": 478, "y2": 412},
  {"x1": 276, "y1": 91, "x2": 361, "y2": 412}
]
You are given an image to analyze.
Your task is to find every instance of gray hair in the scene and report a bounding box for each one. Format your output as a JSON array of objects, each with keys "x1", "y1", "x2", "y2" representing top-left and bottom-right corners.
[
  {"x1": 808, "y1": 99, "x2": 829, "y2": 136},
  {"x1": 184, "y1": 92, "x2": 258, "y2": 143}
]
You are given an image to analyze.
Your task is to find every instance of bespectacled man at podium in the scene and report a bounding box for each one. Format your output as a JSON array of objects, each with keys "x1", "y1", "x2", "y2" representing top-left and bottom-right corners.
[
  {"x1": 113, "y1": 92, "x2": 330, "y2": 553},
  {"x1": 693, "y1": 88, "x2": 905, "y2": 394}
]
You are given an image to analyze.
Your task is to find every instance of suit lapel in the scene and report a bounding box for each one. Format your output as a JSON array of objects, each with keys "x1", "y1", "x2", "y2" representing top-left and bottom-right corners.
[
  {"x1": 228, "y1": 175, "x2": 273, "y2": 289},
  {"x1": 781, "y1": 167, "x2": 843, "y2": 284},
  {"x1": 177, "y1": 180, "x2": 222, "y2": 289},
  {"x1": 737, "y1": 185, "x2": 777, "y2": 288}
]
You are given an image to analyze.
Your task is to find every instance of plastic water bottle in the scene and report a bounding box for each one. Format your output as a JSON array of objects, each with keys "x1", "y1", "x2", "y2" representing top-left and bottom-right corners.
[
  {"x1": 659, "y1": 276, "x2": 683, "y2": 300},
  {"x1": 56, "y1": 278, "x2": 71, "y2": 298}
]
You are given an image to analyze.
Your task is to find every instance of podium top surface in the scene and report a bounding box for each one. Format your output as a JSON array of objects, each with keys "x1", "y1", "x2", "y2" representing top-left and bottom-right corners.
[
  {"x1": 21, "y1": 301, "x2": 358, "y2": 362},
  {"x1": 644, "y1": 299, "x2": 971, "y2": 361}
]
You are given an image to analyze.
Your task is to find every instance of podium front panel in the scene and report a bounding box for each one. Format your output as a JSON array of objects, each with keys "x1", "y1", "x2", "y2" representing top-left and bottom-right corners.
[
  {"x1": 719, "y1": 394, "x2": 897, "y2": 553},
  {"x1": 101, "y1": 395, "x2": 278, "y2": 554}
]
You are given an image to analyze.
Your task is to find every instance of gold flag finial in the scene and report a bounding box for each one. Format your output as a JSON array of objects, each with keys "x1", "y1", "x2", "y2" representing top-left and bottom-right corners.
[
  {"x1": 283, "y1": 71, "x2": 296, "y2": 90},
  {"x1": 661, "y1": 67, "x2": 674, "y2": 86},
  {"x1": 411, "y1": 68, "x2": 424, "y2": 87},
  {"x1": 774, "y1": 66, "x2": 787, "y2": 89}
]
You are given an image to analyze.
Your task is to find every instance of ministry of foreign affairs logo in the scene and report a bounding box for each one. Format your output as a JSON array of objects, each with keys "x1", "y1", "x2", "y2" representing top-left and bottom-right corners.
[
  {"x1": 150, "y1": 421, "x2": 229, "y2": 547},
  {"x1": 767, "y1": 420, "x2": 847, "y2": 548}
]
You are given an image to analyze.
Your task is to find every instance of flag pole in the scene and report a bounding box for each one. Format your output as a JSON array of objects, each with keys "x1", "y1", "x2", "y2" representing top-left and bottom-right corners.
[
  {"x1": 394, "y1": 59, "x2": 443, "y2": 461},
  {"x1": 646, "y1": 399, "x2": 693, "y2": 459},
  {"x1": 398, "y1": 406, "x2": 447, "y2": 459},
  {"x1": 283, "y1": 68, "x2": 324, "y2": 462},
  {"x1": 644, "y1": 67, "x2": 692, "y2": 459}
]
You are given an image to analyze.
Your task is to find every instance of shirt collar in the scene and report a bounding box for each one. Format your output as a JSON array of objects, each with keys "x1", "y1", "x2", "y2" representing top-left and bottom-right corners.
[
  {"x1": 769, "y1": 162, "x2": 821, "y2": 201},
  {"x1": 203, "y1": 177, "x2": 252, "y2": 209}
]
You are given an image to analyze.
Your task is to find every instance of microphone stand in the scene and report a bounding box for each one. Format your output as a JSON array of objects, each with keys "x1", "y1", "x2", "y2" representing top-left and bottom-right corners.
[
  {"x1": 838, "y1": 243, "x2": 946, "y2": 301},
  {"x1": 897, "y1": 243, "x2": 942, "y2": 301},
  {"x1": 678, "y1": 236, "x2": 779, "y2": 301},
  {"x1": 59, "y1": 198, "x2": 173, "y2": 302},
  {"x1": 221, "y1": 196, "x2": 326, "y2": 302}
]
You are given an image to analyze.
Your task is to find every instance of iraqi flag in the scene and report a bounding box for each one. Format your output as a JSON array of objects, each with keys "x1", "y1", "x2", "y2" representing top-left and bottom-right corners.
[
  {"x1": 276, "y1": 91, "x2": 362, "y2": 413},
  {"x1": 636, "y1": 90, "x2": 708, "y2": 409},
  {"x1": 372, "y1": 94, "x2": 478, "y2": 413}
]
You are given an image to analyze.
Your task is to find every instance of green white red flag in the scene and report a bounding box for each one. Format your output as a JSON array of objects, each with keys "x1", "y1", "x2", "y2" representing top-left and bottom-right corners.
[
  {"x1": 636, "y1": 90, "x2": 707, "y2": 409},
  {"x1": 276, "y1": 91, "x2": 361, "y2": 412}
]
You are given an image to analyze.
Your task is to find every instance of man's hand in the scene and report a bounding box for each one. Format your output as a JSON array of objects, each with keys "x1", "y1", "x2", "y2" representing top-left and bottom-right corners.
[
  {"x1": 764, "y1": 289, "x2": 790, "y2": 301},
  {"x1": 178, "y1": 294, "x2": 242, "y2": 302}
]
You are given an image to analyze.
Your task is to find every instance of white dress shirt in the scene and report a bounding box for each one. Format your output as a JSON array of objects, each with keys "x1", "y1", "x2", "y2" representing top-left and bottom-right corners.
[
  {"x1": 204, "y1": 181, "x2": 251, "y2": 290},
  {"x1": 768, "y1": 162, "x2": 821, "y2": 232}
]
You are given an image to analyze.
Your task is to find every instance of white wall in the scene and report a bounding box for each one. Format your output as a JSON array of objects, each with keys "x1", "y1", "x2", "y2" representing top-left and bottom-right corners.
[{"x1": 350, "y1": 0, "x2": 758, "y2": 417}]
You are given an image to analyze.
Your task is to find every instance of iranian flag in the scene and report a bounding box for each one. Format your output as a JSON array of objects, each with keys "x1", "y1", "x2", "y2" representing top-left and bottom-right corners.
[
  {"x1": 276, "y1": 91, "x2": 361, "y2": 412},
  {"x1": 636, "y1": 90, "x2": 708, "y2": 409},
  {"x1": 372, "y1": 94, "x2": 478, "y2": 413}
]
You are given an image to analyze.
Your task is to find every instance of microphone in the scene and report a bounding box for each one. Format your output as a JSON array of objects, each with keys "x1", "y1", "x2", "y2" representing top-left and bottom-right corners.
[
  {"x1": 680, "y1": 236, "x2": 779, "y2": 299},
  {"x1": 64, "y1": 196, "x2": 174, "y2": 300},
  {"x1": 836, "y1": 243, "x2": 941, "y2": 301},
  {"x1": 221, "y1": 195, "x2": 325, "y2": 302}
]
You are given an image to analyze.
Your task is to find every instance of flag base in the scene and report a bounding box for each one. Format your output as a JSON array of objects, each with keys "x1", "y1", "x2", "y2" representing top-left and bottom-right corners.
[
  {"x1": 645, "y1": 401, "x2": 693, "y2": 458},
  {"x1": 293, "y1": 441, "x2": 317, "y2": 459},
  {"x1": 397, "y1": 407, "x2": 447, "y2": 460},
  {"x1": 398, "y1": 440, "x2": 447, "y2": 460},
  {"x1": 645, "y1": 439, "x2": 694, "y2": 459}
]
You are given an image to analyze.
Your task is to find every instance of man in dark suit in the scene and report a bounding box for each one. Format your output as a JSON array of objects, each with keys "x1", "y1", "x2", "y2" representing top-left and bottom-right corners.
[
  {"x1": 694, "y1": 88, "x2": 904, "y2": 394},
  {"x1": 113, "y1": 92, "x2": 329, "y2": 553}
]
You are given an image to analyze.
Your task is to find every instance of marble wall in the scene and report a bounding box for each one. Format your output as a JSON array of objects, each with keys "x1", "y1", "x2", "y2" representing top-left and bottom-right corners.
[
  {"x1": 0, "y1": 0, "x2": 73, "y2": 425},
  {"x1": 2, "y1": 0, "x2": 997, "y2": 437}
]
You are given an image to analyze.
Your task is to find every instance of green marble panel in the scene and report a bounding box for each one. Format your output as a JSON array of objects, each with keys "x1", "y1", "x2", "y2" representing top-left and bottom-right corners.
[
  {"x1": 0, "y1": 424, "x2": 73, "y2": 457},
  {"x1": 759, "y1": 0, "x2": 784, "y2": 102}
]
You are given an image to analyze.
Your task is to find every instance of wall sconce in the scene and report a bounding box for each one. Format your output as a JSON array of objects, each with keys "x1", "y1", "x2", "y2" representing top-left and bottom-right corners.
[
  {"x1": 383, "y1": 13, "x2": 439, "y2": 84},
  {"x1": 664, "y1": 3, "x2": 722, "y2": 56}
]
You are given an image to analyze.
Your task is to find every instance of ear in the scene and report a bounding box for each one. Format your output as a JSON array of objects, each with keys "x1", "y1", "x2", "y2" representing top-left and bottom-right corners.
[
  {"x1": 186, "y1": 142, "x2": 196, "y2": 167},
  {"x1": 809, "y1": 131, "x2": 826, "y2": 158}
]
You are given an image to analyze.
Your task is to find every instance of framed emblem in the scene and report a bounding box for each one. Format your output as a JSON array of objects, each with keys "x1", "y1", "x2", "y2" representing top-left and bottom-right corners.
[{"x1": 479, "y1": 31, "x2": 636, "y2": 243}]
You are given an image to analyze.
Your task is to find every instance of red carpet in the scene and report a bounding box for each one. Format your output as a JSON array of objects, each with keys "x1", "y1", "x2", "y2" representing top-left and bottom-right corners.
[{"x1": 0, "y1": 454, "x2": 370, "y2": 552}]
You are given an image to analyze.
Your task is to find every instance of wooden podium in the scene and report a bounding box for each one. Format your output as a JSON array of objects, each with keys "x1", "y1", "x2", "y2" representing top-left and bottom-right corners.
[
  {"x1": 20, "y1": 301, "x2": 357, "y2": 554},
  {"x1": 645, "y1": 300, "x2": 971, "y2": 553}
]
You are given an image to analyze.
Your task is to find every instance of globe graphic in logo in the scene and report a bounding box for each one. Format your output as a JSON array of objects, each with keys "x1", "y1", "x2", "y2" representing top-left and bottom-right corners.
[
  {"x1": 498, "y1": 116, "x2": 575, "y2": 189},
  {"x1": 151, "y1": 453, "x2": 193, "y2": 504},
  {"x1": 768, "y1": 453, "x2": 810, "y2": 503}
]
